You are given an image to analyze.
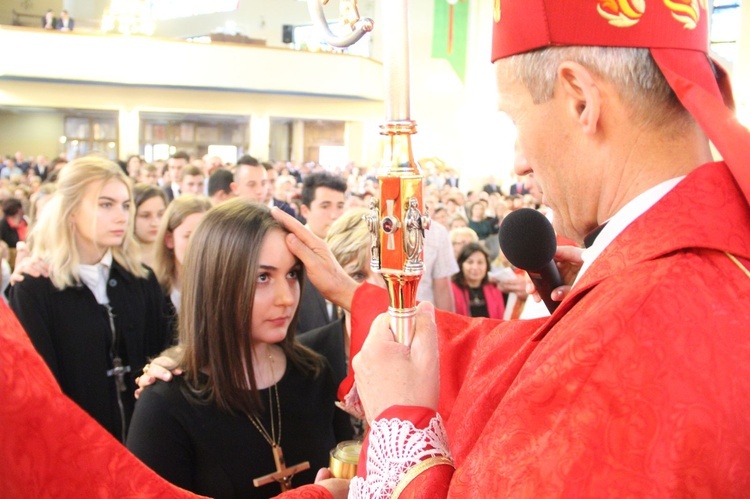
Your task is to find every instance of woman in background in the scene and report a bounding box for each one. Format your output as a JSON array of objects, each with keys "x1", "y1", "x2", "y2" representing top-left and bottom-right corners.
[
  {"x1": 28, "y1": 182, "x2": 57, "y2": 227},
  {"x1": 449, "y1": 226, "x2": 479, "y2": 260},
  {"x1": 132, "y1": 183, "x2": 167, "y2": 268},
  {"x1": 451, "y1": 242, "x2": 505, "y2": 319},
  {"x1": 9, "y1": 156, "x2": 169, "y2": 442},
  {"x1": 153, "y1": 195, "x2": 211, "y2": 314},
  {"x1": 127, "y1": 199, "x2": 352, "y2": 498}
]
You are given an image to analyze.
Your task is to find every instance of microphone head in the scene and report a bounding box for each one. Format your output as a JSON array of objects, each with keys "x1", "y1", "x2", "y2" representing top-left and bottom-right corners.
[{"x1": 498, "y1": 208, "x2": 557, "y2": 271}]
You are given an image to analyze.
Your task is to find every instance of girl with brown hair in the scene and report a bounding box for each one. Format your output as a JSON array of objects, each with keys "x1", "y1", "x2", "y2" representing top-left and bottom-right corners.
[
  {"x1": 131, "y1": 183, "x2": 168, "y2": 268},
  {"x1": 127, "y1": 199, "x2": 352, "y2": 498}
]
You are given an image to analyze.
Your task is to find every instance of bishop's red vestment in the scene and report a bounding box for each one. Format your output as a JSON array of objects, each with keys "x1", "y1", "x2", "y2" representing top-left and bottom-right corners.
[{"x1": 344, "y1": 161, "x2": 750, "y2": 497}]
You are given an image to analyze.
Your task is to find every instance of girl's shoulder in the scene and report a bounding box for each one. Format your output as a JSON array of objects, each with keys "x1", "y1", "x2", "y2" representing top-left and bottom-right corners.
[{"x1": 11, "y1": 273, "x2": 57, "y2": 295}]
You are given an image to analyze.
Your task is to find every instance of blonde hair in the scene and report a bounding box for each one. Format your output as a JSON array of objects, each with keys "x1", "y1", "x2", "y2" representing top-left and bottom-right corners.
[
  {"x1": 29, "y1": 182, "x2": 57, "y2": 226},
  {"x1": 325, "y1": 207, "x2": 370, "y2": 269},
  {"x1": 28, "y1": 155, "x2": 145, "y2": 290},
  {"x1": 153, "y1": 195, "x2": 212, "y2": 293},
  {"x1": 450, "y1": 226, "x2": 479, "y2": 245}
]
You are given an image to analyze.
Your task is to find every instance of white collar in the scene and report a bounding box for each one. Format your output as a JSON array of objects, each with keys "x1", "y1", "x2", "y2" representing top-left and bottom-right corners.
[
  {"x1": 78, "y1": 250, "x2": 113, "y2": 304},
  {"x1": 575, "y1": 176, "x2": 685, "y2": 285}
]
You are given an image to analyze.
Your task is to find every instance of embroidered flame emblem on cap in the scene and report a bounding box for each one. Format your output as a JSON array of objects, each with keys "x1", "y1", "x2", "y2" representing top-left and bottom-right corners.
[
  {"x1": 597, "y1": 0, "x2": 646, "y2": 27},
  {"x1": 663, "y1": 0, "x2": 707, "y2": 30}
]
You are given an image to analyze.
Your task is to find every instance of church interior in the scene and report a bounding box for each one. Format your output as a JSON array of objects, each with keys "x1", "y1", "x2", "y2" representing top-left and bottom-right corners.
[{"x1": 1, "y1": 0, "x2": 742, "y2": 189}]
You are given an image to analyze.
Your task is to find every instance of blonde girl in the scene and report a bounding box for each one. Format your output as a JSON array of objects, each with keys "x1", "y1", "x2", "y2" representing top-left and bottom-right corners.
[{"x1": 9, "y1": 155, "x2": 170, "y2": 442}]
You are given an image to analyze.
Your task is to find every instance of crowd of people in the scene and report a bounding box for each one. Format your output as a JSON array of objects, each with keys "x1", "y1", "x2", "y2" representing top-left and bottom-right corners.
[
  {"x1": 0, "y1": 146, "x2": 541, "y2": 497},
  {"x1": 0, "y1": 149, "x2": 540, "y2": 313}
]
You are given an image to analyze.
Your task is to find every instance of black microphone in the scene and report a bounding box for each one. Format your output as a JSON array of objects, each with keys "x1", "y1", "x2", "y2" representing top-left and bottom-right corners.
[{"x1": 498, "y1": 208, "x2": 564, "y2": 313}]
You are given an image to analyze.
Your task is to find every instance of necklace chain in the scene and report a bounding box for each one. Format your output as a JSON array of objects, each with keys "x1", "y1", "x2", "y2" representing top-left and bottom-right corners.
[{"x1": 247, "y1": 349, "x2": 282, "y2": 448}]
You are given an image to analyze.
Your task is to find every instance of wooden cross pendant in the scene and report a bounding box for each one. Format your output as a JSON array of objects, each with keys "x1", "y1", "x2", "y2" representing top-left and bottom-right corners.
[{"x1": 253, "y1": 444, "x2": 310, "y2": 492}]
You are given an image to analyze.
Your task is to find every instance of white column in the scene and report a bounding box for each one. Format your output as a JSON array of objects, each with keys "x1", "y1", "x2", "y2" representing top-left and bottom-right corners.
[
  {"x1": 345, "y1": 120, "x2": 364, "y2": 166},
  {"x1": 118, "y1": 108, "x2": 140, "y2": 159},
  {"x1": 249, "y1": 114, "x2": 271, "y2": 160},
  {"x1": 291, "y1": 119, "x2": 305, "y2": 163}
]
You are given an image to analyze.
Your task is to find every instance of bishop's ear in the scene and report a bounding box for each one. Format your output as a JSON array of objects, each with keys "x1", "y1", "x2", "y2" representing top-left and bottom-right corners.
[{"x1": 557, "y1": 61, "x2": 600, "y2": 136}]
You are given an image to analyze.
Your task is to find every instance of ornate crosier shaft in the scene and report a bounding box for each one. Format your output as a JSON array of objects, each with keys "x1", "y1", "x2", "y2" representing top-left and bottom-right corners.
[
  {"x1": 308, "y1": 0, "x2": 429, "y2": 346},
  {"x1": 374, "y1": 121, "x2": 429, "y2": 347}
]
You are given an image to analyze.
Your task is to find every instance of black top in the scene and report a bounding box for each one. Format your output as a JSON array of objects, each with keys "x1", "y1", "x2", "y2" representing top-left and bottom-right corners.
[
  {"x1": 297, "y1": 318, "x2": 366, "y2": 438},
  {"x1": 296, "y1": 276, "x2": 335, "y2": 334},
  {"x1": 9, "y1": 261, "x2": 171, "y2": 441},
  {"x1": 127, "y1": 360, "x2": 353, "y2": 499},
  {"x1": 468, "y1": 286, "x2": 490, "y2": 318},
  {"x1": 297, "y1": 317, "x2": 347, "y2": 387},
  {"x1": 0, "y1": 217, "x2": 21, "y2": 248},
  {"x1": 468, "y1": 217, "x2": 499, "y2": 240}
]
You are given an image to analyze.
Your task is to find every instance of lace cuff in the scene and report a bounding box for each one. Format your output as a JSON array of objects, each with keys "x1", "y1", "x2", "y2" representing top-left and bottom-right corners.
[{"x1": 349, "y1": 413, "x2": 453, "y2": 499}]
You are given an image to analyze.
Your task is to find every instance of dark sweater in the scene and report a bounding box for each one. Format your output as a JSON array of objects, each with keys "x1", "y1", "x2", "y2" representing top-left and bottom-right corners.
[
  {"x1": 9, "y1": 262, "x2": 170, "y2": 441},
  {"x1": 127, "y1": 360, "x2": 353, "y2": 499}
]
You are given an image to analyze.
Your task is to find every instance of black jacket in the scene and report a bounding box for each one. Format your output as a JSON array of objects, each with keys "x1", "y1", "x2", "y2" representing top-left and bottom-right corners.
[
  {"x1": 0, "y1": 218, "x2": 21, "y2": 249},
  {"x1": 9, "y1": 261, "x2": 171, "y2": 441},
  {"x1": 296, "y1": 276, "x2": 335, "y2": 334},
  {"x1": 297, "y1": 317, "x2": 347, "y2": 387}
]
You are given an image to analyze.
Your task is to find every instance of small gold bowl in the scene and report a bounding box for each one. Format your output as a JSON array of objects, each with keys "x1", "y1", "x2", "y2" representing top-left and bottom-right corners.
[{"x1": 329, "y1": 440, "x2": 362, "y2": 479}]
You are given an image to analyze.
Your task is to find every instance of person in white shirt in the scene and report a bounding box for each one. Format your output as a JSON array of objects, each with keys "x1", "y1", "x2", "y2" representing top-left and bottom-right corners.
[{"x1": 416, "y1": 222, "x2": 457, "y2": 312}]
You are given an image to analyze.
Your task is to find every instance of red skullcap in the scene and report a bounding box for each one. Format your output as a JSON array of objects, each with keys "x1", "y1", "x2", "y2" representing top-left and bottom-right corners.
[{"x1": 491, "y1": 0, "x2": 750, "y2": 205}]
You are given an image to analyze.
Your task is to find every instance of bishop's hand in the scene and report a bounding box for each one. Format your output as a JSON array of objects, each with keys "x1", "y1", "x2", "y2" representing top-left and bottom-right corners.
[
  {"x1": 271, "y1": 207, "x2": 360, "y2": 312},
  {"x1": 353, "y1": 302, "x2": 439, "y2": 423},
  {"x1": 313, "y1": 468, "x2": 350, "y2": 499},
  {"x1": 526, "y1": 245, "x2": 583, "y2": 303}
]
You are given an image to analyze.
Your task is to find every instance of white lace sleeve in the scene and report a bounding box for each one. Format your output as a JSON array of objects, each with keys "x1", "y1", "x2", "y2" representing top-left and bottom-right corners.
[{"x1": 349, "y1": 414, "x2": 452, "y2": 499}]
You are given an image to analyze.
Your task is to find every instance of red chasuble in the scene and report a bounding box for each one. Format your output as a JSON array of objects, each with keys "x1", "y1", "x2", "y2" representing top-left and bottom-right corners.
[
  {"x1": 0, "y1": 300, "x2": 206, "y2": 497},
  {"x1": 347, "y1": 161, "x2": 750, "y2": 497}
]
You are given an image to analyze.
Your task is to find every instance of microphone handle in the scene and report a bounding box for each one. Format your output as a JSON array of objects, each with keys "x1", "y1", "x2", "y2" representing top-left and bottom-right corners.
[{"x1": 527, "y1": 260, "x2": 565, "y2": 313}]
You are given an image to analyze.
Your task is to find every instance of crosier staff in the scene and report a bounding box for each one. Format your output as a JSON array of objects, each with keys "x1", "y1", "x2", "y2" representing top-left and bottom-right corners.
[{"x1": 307, "y1": 0, "x2": 429, "y2": 347}]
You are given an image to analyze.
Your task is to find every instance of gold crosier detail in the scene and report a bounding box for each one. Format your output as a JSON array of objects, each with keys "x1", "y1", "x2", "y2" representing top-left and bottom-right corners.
[
  {"x1": 597, "y1": 0, "x2": 646, "y2": 28},
  {"x1": 494, "y1": 0, "x2": 501, "y2": 22}
]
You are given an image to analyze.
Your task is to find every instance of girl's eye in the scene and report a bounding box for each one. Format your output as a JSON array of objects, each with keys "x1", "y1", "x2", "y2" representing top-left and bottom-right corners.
[
  {"x1": 257, "y1": 273, "x2": 269, "y2": 283},
  {"x1": 287, "y1": 269, "x2": 299, "y2": 280},
  {"x1": 100, "y1": 202, "x2": 112, "y2": 209},
  {"x1": 349, "y1": 271, "x2": 366, "y2": 283}
]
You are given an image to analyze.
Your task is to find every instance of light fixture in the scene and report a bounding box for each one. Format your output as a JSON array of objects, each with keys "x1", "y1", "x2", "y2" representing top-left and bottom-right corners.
[{"x1": 101, "y1": 0, "x2": 156, "y2": 36}]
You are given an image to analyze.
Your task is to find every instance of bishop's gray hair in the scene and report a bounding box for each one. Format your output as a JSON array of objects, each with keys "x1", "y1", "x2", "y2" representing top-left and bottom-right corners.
[{"x1": 498, "y1": 46, "x2": 692, "y2": 130}]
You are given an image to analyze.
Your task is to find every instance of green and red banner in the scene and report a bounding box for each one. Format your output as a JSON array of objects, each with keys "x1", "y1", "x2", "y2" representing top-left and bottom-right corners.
[{"x1": 432, "y1": 0, "x2": 468, "y2": 82}]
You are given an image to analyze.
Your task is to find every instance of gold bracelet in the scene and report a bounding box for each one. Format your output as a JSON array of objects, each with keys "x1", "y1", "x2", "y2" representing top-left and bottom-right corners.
[{"x1": 391, "y1": 456, "x2": 454, "y2": 499}]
